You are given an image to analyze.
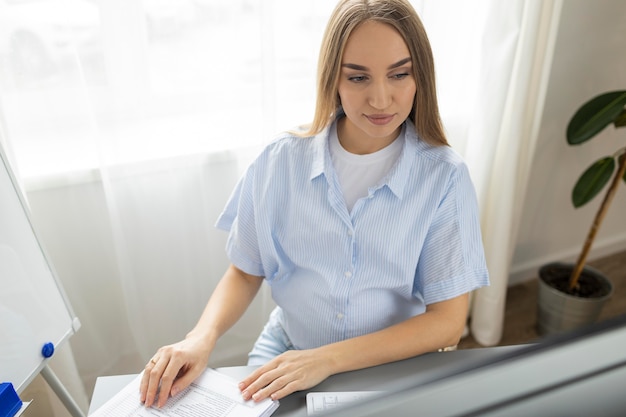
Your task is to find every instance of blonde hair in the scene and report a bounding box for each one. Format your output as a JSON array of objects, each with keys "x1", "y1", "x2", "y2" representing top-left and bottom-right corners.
[{"x1": 301, "y1": 0, "x2": 447, "y2": 146}]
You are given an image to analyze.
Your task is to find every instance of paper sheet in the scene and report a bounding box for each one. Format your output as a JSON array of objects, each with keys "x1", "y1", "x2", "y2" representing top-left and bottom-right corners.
[{"x1": 90, "y1": 368, "x2": 278, "y2": 417}]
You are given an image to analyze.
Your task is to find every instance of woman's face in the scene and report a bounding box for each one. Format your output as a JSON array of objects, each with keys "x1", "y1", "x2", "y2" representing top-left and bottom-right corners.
[{"x1": 337, "y1": 20, "x2": 416, "y2": 154}]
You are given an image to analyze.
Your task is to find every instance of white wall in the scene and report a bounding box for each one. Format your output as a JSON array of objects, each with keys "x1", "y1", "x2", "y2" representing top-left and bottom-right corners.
[{"x1": 510, "y1": 0, "x2": 626, "y2": 284}]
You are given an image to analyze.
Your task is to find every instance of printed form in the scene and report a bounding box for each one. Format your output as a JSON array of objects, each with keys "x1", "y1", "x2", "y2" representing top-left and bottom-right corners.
[{"x1": 90, "y1": 368, "x2": 279, "y2": 417}]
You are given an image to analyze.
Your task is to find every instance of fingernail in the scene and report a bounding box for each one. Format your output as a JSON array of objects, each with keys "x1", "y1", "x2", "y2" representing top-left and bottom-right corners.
[
  {"x1": 242, "y1": 390, "x2": 250, "y2": 400},
  {"x1": 238, "y1": 382, "x2": 245, "y2": 390},
  {"x1": 252, "y1": 393, "x2": 260, "y2": 401},
  {"x1": 171, "y1": 387, "x2": 179, "y2": 396}
]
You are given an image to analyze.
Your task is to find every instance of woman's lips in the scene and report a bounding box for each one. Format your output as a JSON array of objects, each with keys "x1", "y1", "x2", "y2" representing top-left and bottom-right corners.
[{"x1": 366, "y1": 114, "x2": 395, "y2": 125}]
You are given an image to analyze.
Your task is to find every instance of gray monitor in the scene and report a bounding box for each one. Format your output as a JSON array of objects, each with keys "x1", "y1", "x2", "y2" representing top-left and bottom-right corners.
[{"x1": 328, "y1": 314, "x2": 626, "y2": 416}]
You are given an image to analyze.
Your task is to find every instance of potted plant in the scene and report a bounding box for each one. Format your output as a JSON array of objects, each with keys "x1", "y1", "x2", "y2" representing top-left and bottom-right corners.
[{"x1": 537, "y1": 90, "x2": 626, "y2": 336}]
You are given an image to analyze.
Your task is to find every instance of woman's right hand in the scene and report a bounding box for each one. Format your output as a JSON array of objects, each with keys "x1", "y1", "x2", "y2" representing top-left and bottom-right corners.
[
  {"x1": 139, "y1": 335, "x2": 213, "y2": 408},
  {"x1": 139, "y1": 265, "x2": 262, "y2": 408}
]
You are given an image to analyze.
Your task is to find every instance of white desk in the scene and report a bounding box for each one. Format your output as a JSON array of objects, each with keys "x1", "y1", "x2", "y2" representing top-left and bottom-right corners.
[{"x1": 89, "y1": 346, "x2": 523, "y2": 416}]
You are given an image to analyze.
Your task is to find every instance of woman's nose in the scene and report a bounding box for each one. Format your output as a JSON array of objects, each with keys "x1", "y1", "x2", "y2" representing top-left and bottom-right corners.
[{"x1": 368, "y1": 80, "x2": 392, "y2": 110}]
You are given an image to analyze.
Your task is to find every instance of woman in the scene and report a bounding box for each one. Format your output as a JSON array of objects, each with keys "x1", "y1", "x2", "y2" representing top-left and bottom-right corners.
[{"x1": 140, "y1": 0, "x2": 489, "y2": 408}]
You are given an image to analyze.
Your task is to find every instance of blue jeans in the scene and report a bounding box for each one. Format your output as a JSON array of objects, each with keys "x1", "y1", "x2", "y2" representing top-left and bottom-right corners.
[{"x1": 247, "y1": 307, "x2": 295, "y2": 366}]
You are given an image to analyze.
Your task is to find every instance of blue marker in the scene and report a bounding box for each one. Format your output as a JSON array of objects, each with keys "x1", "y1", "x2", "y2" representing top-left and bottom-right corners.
[{"x1": 41, "y1": 342, "x2": 55, "y2": 358}]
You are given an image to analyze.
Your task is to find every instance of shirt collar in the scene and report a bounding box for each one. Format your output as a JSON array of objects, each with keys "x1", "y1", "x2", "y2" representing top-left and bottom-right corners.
[
  {"x1": 384, "y1": 120, "x2": 419, "y2": 199},
  {"x1": 309, "y1": 117, "x2": 420, "y2": 200},
  {"x1": 309, "y1": 125, "x2": 329, "y2": 181}
]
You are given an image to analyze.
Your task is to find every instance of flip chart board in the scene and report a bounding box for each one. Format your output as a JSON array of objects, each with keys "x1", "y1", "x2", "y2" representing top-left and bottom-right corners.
[{"x1": 0, "y1": 144, "x2": 80, "y2": 393}]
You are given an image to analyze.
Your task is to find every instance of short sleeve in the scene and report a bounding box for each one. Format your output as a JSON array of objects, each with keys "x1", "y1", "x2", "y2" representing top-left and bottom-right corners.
[
  {"x1": 415, "y1": 162, "x2": 489, "y2": 304},
  {"x1": 215, "y1": 163, "x2": 265, "y2": 277}
]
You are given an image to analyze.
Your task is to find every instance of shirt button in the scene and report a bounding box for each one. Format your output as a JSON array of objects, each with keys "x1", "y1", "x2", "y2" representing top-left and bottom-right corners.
[
  {"x1": 347, "y1": 229, "x2": 353, "y2": 236},
  {"x1": 344, "y1": 271, "x2": 352, "y2": 278},
  {"x1": 337, "y1": 313, "x2": 344, "y2": 319}
]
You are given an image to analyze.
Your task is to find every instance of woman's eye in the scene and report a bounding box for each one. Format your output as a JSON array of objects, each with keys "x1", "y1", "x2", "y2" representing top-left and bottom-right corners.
[
  {"x1": 348, "y1": 75, "x2": 367, "y2": 83},
  {"x1": 391, "y1": 73, "x2": 410, "y2": 80}
]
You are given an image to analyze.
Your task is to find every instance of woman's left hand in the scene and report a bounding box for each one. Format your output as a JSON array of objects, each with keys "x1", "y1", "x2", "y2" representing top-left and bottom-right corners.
[{"x1": 238, "y1": 349, "x2": 333, "y2": 401}]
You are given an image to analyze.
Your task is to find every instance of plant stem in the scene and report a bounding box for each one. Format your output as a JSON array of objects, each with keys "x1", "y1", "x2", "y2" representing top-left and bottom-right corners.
[{"x1": 569, "y1": 152, "x2": 626, "y2": 290}]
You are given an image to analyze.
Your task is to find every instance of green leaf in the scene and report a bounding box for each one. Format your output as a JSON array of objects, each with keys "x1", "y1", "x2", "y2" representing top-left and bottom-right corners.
[
  {"x1": 567, "y1": 91, "x2": 626, "y2": 145},
  {"x1": 572, "y1": 157, "x2": 615, "y2": 207},
  {"x1": 615, "y1": 109, "x2": 626, "y2": 128}
]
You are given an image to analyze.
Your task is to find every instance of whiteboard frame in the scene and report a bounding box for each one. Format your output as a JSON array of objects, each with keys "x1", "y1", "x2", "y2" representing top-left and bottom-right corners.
[{"x1": 0, "y1": 141, "x2": 81, "y2": 393}]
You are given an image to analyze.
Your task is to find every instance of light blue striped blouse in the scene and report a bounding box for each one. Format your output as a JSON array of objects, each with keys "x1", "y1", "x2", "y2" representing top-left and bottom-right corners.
[{"x1": 215, "y1": 118, "x2": 489, "y2": 350}]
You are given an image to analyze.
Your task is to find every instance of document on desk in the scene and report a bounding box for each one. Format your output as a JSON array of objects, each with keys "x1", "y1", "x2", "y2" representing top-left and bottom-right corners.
[
  {"x1": 90, "y1": 368, "x2": 279, "y2": 417},
  {"x1": 306, "y1": 391, "x2": 383, "y2": 415}
]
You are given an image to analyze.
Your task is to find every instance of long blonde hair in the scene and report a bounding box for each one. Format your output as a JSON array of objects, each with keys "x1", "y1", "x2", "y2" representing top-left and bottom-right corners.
[{"x1": 301, "y1": 0, "x2": 447, "y2": 146}]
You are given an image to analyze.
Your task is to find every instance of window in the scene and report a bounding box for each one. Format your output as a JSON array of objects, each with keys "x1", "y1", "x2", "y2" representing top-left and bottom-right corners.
[{"x1": 0, "y1": 0, "x2": 337, "y2": 179}]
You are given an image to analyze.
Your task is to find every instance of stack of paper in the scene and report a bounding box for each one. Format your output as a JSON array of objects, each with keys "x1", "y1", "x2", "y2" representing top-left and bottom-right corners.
[{"x1": 90, "y1": 368, "x2": 279, "y2": 417}]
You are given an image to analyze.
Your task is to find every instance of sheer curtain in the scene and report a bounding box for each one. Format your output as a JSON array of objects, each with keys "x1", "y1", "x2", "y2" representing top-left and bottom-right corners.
[
  {"x1": 468, "y1": 0, "x2": 564, "y2": 345},
  {"x1": 413, "y1": 0, "x2": 563, "y2": 345},
  {"x1": 0, "y1": 1, "x2": 562, "y2": 415}
]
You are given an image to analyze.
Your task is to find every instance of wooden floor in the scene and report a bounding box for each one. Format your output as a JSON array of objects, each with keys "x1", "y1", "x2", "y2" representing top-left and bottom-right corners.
[{"x1": 458, "y1": 249, "x2": 626, "y2": 349}]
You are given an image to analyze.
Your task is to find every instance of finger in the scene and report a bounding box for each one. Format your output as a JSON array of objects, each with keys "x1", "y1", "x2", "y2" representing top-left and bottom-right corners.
[
  {"x1": 242, "y1": 368, "x2": 282, "y2": 401},
  {"x1": 140, "y1": 356, "x2": 159, "y2": 405},
  {"x1": 265, "y1": 379, "x2": 301, "y2": 401},
  {"x1": 156, "y1": 356, "x2": 194, "y2": 408},
  {"x1": 170, "y1": 365, "x2": 203, "y2": 398},
  {"x1": 145, "y1": 356, "x2": 170, "y2": 408},
  {"x1": 139, "y1": 363, "x2": 152, "y2": 403},
  {"x1": 239, "y1": 362, "x2": 273, "y2": 390},
  {"x1": 156, "y1": 360, "x2": 179, "y2": 408},
  {"x1": 251, "y1": 374, "x2": 296, "y2": 402}
]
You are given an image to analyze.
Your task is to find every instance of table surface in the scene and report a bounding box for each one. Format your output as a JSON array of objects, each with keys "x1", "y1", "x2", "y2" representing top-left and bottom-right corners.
[{"x1": 89, "y1": 345, "x2": 524, "y2": 416}]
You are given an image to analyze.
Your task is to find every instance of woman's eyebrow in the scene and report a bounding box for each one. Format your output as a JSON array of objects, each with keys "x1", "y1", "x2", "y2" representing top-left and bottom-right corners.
[{"x1": 341, "y1": 57, "x2": 412, "y2": 71}]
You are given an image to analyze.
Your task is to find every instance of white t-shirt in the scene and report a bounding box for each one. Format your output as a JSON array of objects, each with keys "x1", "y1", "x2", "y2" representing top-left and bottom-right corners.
[{"x1": 329, "y1": 123, "x2": 405, "y2": 212}]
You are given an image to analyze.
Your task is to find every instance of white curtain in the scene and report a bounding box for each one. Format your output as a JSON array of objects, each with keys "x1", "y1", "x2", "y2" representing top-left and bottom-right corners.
[
  {"x1": 411, "y1": 1, "x2": 562, "y2": 345},
  {"x1": 461, "y1": 0, "x2": 563, "y2": 345},
  {"x1": 0, "y1": 1, "x2": 562, "y2": 415}
]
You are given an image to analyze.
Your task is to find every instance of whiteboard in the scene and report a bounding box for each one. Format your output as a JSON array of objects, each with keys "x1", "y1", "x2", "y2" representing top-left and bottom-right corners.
[{"x1": 0, "y1": 144, "x2": 80, "y2": 393}]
